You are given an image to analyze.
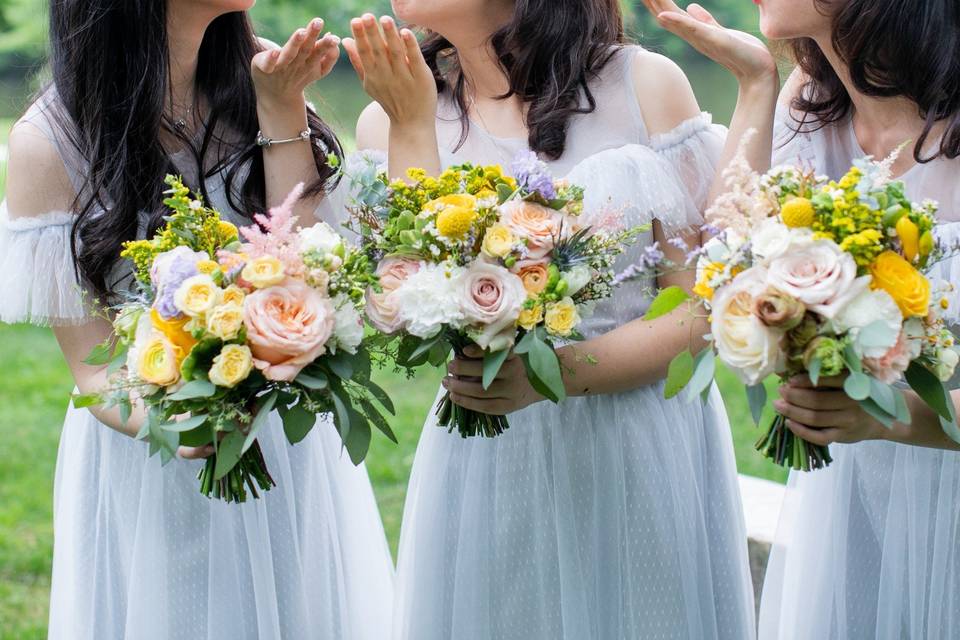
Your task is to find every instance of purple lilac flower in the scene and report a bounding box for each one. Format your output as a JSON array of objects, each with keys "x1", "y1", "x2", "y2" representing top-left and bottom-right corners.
[
  {"x1": 150, "y1": 246, "x2": 206, "y2": 319},
  {"x1": 510, "y1": 151, "x2": 557, "y2": 201},
  {"x1": 685, "y1": 246, "x2": 706, "y2": 265},
  {"x1": 667, "y1": 237, "x2": 688, "y2": 251}
]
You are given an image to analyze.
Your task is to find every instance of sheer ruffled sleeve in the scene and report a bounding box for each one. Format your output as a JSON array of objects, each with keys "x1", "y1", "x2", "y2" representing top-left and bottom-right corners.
[
  {"x1": 650, "y1": 112, "x2": 726, "y2": 220},
  {"x1": 313, "y1": 149, "x2": 388, "y2": 231},
  {"x1": 773, "y1": 104, "x2": 818, "y2": 169},
  {"x1": 0, "y1": 201, "x2": 93, "y2": 326}
]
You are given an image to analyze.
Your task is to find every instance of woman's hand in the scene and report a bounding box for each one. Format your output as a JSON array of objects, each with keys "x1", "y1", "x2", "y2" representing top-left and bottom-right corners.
[
  {"x1": 443, "y1": 346, "x2": 545, "y2": 416},
  {"x1": 640, "y1": 2, "x2": 777, "y2": 88},
  {"x1": 343, "y1": 14, "x2": 437, "y2": 128},
  {"x1": 251, "y1": 18, "x2": 341, "y2": 112},
  {"x1": 774, "y1": 376, "x2": 890, "y2": 446}
]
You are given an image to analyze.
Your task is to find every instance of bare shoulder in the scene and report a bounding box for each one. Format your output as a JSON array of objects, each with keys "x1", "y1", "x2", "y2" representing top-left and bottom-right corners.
[
  {"x1": 629, "y1": 49, "x2": 701, "y2": 136},
  {"x1": 355, "y1": 101, "x2": 390, "y2": 152},
  {"x1": 6, "y1": 119, "x2": 76, "y2": 218}
]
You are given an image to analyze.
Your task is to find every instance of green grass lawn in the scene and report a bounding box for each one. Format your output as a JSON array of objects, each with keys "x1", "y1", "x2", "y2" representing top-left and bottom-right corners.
[{"x1": 0, "y1": 113, "x2": 788, "y2": 637}]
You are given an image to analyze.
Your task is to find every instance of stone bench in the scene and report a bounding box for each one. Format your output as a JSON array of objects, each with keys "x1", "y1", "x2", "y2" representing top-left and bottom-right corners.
[{"x1": 739, "y1": 474, "x2": 786, "y2": 613}]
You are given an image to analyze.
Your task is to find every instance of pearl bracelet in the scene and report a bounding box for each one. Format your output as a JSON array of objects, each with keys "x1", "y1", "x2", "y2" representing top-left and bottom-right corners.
[{"x1": 256, "y1": 129, "x2": 311, "y2": 148}]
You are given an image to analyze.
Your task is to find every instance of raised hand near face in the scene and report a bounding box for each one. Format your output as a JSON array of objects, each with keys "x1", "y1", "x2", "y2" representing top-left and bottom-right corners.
[
  {"x1": 251, "y1": 17, "x2": 341, "y2": 111},
  {"x1": 640, "y1": 1, "x2": 777, "y2": 86},
  {"x1": 343, "y1": 14, "x2": 438, "y2": 128}
]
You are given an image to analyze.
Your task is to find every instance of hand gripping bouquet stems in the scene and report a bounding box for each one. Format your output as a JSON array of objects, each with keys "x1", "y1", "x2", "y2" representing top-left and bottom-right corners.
[
  {"x1": 640, "y1": 135, "x2": 960, "y2": 471},
  {"x1": 344, "y1": 152, "x2": 641, "y2": 438},
  {"x1": 76, "y1": 176, "x2": 396, "y2": 503}
]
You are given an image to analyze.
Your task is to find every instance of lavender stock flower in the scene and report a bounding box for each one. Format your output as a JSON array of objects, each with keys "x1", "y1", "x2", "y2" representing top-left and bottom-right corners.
[
  {"x1": 150, "y1": 246, "x2": 205, "y2": 319},
  {"x1": 511, "y1": 151, "x2": 557, "y2": 201}
]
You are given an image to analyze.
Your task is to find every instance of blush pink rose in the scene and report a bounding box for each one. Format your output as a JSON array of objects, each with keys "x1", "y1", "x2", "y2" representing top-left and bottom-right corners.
[
  {"x1": 365, "y1": 258, "x2": 422, "y2": 334},
  {"x1": 244, "y1": 278, "x2": 335, "y2": 381},
  {"x1": 459, "y1": 261, "x2": 526, "y2": 350},
  {"x1": 765, "y1": 240, "x2": 862, "y2": 319},
  {"x1": 499, "y1": 200, "x2": 562, "y2": 259}
]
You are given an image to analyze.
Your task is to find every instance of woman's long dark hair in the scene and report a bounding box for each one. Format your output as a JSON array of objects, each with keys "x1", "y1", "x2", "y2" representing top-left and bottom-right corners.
[
  {"x1": 421, "y1": 0, "x2": 625, "y2": 161},
  {"x1": 790, "y1": 0, "x2": 960, "y2": 163},
  {"x1": 47, "y1": 1, "x2": 343, "y2": 298}
]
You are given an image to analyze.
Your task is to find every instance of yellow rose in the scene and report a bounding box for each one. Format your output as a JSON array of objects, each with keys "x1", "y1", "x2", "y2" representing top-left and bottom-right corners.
[
  {"x1": 205, "y1": 303, "x2": 245, "y2": 341},
  {"x1": 208, "y1": 344, "x2": 254, "y2": 388},
  {"x1": 150, "y1": 308, "x2": 198, "y2": 353},
  {"x1": 780, "y1": 197, "x2": 815, "y2": 228},
  {"x1": 481, "y1": 225, "x2": 516, "y2": 258},
  {"x1": 136, "y1": 332, "x2": 183, "y2": 386},
  {"x1": 544, "y1": 297, "x2": 579, "y2": 337},
  {"x1": 196, "y1": 259, "x2": 219, "y2": 275},
  {"x1": 896, "y1": 216, "x2": 920, "y2": 263},
  {"x1": 174, "y1": 275, "x2": 223, "y2": 318},
  {"x1": 221, "y1": 285, "x2": 247, "y2": 306},
  {"x1": 518, "y1": 304, "x2": 544, "y2": 331},
  {"x1": 241, "y1": 255, "x2": 285, "y2": 289},
  {"x1": 870, "y1": 250, "x2": 931, "y2": 318}
]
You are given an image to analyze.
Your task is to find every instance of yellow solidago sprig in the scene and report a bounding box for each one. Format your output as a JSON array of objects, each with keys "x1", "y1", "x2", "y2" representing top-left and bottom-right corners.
[{"x1": 121, "y1": 175, "x2": 239, "y2": 286}]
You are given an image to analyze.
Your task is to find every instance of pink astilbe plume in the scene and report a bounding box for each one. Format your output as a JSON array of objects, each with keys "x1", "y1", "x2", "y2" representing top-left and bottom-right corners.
[
  {"x1": 240, "y1": 183, "x2": 306, "y2": 277},
  {"x1": 705, "y1": 129, "x2": 775, "y2": 236}
]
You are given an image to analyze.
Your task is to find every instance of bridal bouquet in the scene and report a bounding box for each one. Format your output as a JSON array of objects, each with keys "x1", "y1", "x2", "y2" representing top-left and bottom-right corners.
[
  {"x1": 345, "y1": 153, "x2": 639, "y2": 437},
  {"x1": 645, "y1": 142, "x2": 960, "y2": 470},
  {"x1": 76, "y1": 176, "x2": 395, "y2": 502}
]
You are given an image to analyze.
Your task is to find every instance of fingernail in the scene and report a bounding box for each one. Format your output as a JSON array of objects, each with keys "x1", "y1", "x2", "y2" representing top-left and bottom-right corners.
[
  {"x1": 312, "y1": 18, "x2": 322, "y2": 29},
  {"x1": 774, "y1": 400, "x2": 786, "y2": 411}
]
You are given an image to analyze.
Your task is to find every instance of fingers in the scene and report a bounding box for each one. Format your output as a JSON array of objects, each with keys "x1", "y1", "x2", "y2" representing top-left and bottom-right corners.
[
  {"x1": 785, "y1": 420, "x2": 840, "y2": 447},
  {"x1": 655, "y1": 11, "x2": 720, "y2": 46},
  {"x1": 448, "y1": 358, "x2": 483, "y2": 379},
  {"x1": 401, "y1": 28, "x2": 427, "y2": 74},
  {"x1": 381, "y1": 16, "x2": 407, "y2": 73},
  {"x1": 640, "y1": 0, "x2": 684, "y2": 17},
  {"x1": 278, "y1": 27, "x2": 307, "y2": 68},
  {"x1": 342, "y1": 38, "x2": 365, "y2": 81},
  {"x1": 252, "y1": 48, "x2": 281, "y2": 75},
  {"x1": 687, "y1": 3, "x2": 721, "y2": 26},
  {"x1": 447, "y1": 392, "x2": 507, "y2": 416},
  {"x1": 774, "y1": 399, "x2": 848, "y2": 429},
  {"x1": 443, "y1": 376, "x2": 508, "y2": 400},
  {"x1": 178, "y1": 445, "x2": 215, "y2": 460},
  {"x1": 462, "y1": 345, "x2": 484, "y2": 358},
  {"x1": 788, "y1": 374, "x2": 847, "y2": 389},
  {"x1": 779, "y1": 385, "x2": 852, "y2": 411},
  {"x1": 309, "y1": 34, "x2": 342, "y2": 78}
]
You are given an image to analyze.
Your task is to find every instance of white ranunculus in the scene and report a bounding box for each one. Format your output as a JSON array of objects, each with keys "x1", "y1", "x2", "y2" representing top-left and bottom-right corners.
[
  {"x1": 299, "y1": 222, "x2": 344, "y2": 256},
  {"x1": 330, "y1": 296, "x2": 364, "y2": 355},
  {"x1": 711, "y1": 267, "x2": 783, "y2": 386},
  {"x1": 833, "y1": 288, "x2": 904, "y2": 358},
  {"x1": 393, "y1": 263, "x2": 466, "y2": 339},
  {"x1": 766, "y1": 239, "x2": 859, "y2": 319},
  {"x1": 934, "y1": 347, "x2": 960, "y2": 382},
  {"x1": 563, "y1": 264, "x2": 593, "y2": 297},
  {"x1": 751, "y1": 218, "x2": 814, "y2": 262}
]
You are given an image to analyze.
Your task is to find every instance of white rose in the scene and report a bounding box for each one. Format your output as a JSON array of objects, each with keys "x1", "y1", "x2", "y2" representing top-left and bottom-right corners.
[
  {"x1": 766, "y1": 239, "x2": 860, "y2": 319},
  {"x1": 751, "y1": 218, "x2": 814, "y2": 262},
  {"x1": 393, "y1": 263, "x2": 466, "y2": 338},
  {"x1": 458, "y1": 261, "x2": 527, "y2": 351},
  {"x1": 711, "y1": 267, "x2": 783, "y2": 386},
  {"x1": 299, "y1": 222, "x2": 344, "y2": 256},
  {"x1": 934, "y1": 347, "x2": 960, "y2": 382},
  {"x1": 330, "y1": 295, "x2": 365, "y2": 355},
  {"x1": 563, "y1": 264, "x2": 593, "y2": 297},
  {"x1": 833, "y1": 288, "x2": 903, "y2": 359}
]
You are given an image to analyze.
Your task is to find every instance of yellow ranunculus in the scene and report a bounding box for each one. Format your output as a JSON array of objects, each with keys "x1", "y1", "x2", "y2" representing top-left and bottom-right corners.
[
  {"x1": 205, "y1": 303, "x2": 245, "y2": 341},
  {"x1": 870, "y1": 250, "x2": 931, "y2": 318},
  {"x1": 544, "y1": 297, "x2": 579, "y2": 337},
  {"x1": 150, "y1": 308, "x2": 198, "y2": 353},
  {"x1": 481, "y1": 225, "x2": 516, "y2": 258},
  {"x1": 241, "y1": 255, "x2": 285, "y2": 289},
  {"x1": 137, "y1": 332, "x2": 183, "y2": 386},
  {"x1": 221, "y1": 284, "x2": 247, "y2": 306},
  {"x1": 518, "y1": 304, "x2": 544, "y2": 331},
  {"x1": 896, "y1": 216, "x2": 920, "y2": 263},
  {"x1": 196, "y1": 259, "x2": 219, "y2": 275},
  {"x1": 780, "y1": 197, "x2": 815, "y2": 228},
  {"x1": 174, "y1": 274, "x2": 223, "y2": 318},
  {"x1": 208, "y1": 344, "x2": 254, "y2": 388}
]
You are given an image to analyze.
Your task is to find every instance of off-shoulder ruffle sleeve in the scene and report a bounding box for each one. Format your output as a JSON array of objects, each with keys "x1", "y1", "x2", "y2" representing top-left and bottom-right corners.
[
  {"x1": 313, "y1": 149, "x2": 388, "y2": 231},
  {"x1": 772, "y1": 105, "x2": 819, "y2": 169},
  {"x1": 565, "y1": 113, "x2": 725, "y2": 236},
  {"x1": 0, "y1": 201, "x2": 93, "y2": 326}
]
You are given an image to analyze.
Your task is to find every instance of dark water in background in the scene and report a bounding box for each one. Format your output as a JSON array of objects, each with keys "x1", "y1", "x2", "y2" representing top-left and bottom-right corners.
[{"x1": 0, "y1": 58, "x2": 740, "y2": 139}]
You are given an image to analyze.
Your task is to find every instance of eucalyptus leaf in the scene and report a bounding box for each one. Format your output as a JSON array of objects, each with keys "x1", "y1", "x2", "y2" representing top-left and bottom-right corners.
[
  {"x1": 843, "y1": 344, "x2": 863, "y2": 374},
  {"x1": 860, "y1": 397, "x2": 896, "y2": 429},
  {"x1": 684, "y1": 348, "x2": 716, "y2": 403},
  {"x1": 483, "y1": 349, "x2": 511, "y2": 390},
  {"x1": 330, "y1": 385, "x2": 352, "y2": 443},
  {"x1": 214, "y1": 430, "x2": 245, "y2": 481},
  {"x1": 178, "y1": 425, "x2": 213, "y2": 448},
  {"x1": 83, "y1": 341, "x2": 114, "y2": 366},
  {"x1": 282, "y1": 404, "x2": 316, "y2": 445},
  {"x1": 325, "y1": 351, "x2": 355, "y2": 380},
  {"x1": 360, "y1": 398, "x2": 399, "y2": 444},
  {"x1": 940, "y1": 415, "x2": 960, "y2": 446},
  {"x1": 296, "y1": 372, "x2": 329, "y2": 390},
  {"x1": 496, "y1": 183, "x2": 515, "y2": 204},
  {"x1": 159, "y1": 414, "x2": 208, "y2": 432},
  {"x1": 868, "y1": 378, "x2": 898, "y2": 416},
  {"x1": 808, "y1": 356, "x2": 822, "y2": 387},
  {"x1": 746, "y1": 383, "x2": 768, "y2": 426},
  {"x1": 518, "y1": 331, "x2": 565, "y2": 403},
  {"x1": 844, "y1": 372, "x2": 871, "y2": 401},
  {"x1": 366, "y1": 381, "x2": 396, "y2": 415},
  {"x1": 168, "y1": 379, "x2": 216, "y2": 401},
  {"x1": 72, "y1": 393, "x2": 103, "y2": 409},
  {"x1": 664, "y1": 350, "x2": 694, "y2": 400},
  {"x1": 643, "y1": 286, "x2": 691, "y2": 321},
  {"x1": 893, "y1": 388, "x2": 912, "y2": 425},
  {"x1": 858, "y1": 320, "x2": 900, "y2": 353},
  {"x1": 343, "y1": 409, "x2": 372, "y2": 465},
  {"x1": 243, "y1": 391, "x2": 277, "y2": 454}
]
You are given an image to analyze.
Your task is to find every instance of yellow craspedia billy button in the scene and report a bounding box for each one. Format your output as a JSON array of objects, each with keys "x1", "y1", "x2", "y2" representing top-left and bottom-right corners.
[
  {"x1": 780, "y1": 197, "x2": 815, "y2": 228},
  {"x1": 431, "y1": 194, "x2": 479, "y2": 239}
]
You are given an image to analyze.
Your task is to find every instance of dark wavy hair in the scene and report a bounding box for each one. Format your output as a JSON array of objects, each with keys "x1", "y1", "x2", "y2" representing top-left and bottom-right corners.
[
  {"x1": 420, "y1": 0, "x2": 625, "y2": 161},
  {"x1": 790, "y1": 0, "x2": 960, "y2": 162},
  {"x1": 46, "y1": 1, "x2": 343, "y2": 298}
]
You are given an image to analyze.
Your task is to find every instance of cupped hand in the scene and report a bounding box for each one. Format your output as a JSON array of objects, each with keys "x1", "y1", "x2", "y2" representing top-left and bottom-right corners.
[
  {"x1": 442, "y1": 345, "x2": 544, "y2": 416},
  {"x1": 342, "y1": 14, "x2": 438, "y2": 127},
  {"x1": 640, "y1": 2, "x2": 777, "y2": 86},
  {"x1": 774, "y1": 375, "x2": 890, "y2": 446},
  {"x1": 251, "y1": 18, "x2": 341, "y2": 111}
]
